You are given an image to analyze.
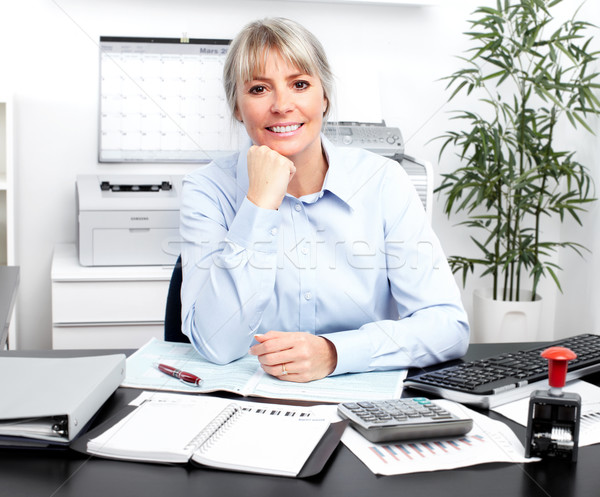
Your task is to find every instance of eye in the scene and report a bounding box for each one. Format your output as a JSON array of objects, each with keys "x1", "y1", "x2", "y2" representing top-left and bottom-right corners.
[
  {"x1": 293, "y1": 80, "x2": 310, "y2": 90},
  {"x1": 249, "y1": 85, "x2": 267, "y2": 95}
]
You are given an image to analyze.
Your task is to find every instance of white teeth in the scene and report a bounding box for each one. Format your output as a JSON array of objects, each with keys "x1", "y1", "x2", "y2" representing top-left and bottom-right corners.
[{"x1": 270, "y1": 124, "x2": 301, "y2": 133}]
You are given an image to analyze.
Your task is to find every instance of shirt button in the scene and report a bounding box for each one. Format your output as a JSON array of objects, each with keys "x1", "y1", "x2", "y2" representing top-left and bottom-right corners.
[
  {"x1": 294, "y1": 203, "x2": 302, "y2": 212},
  {"x1": 304, "y1": 292, "x2": 312, "y2": 301},
  {"x1": 270, "y1": 227, "x2": 278, "y2": 236},
  {"x1": 301, "y1": 246, "x2": 309, "y2": 255}
]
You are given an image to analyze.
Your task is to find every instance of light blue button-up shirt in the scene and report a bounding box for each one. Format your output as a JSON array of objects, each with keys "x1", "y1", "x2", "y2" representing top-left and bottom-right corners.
[{"x1": 180, "y1": 136, "x2": 469, "y2": 375}]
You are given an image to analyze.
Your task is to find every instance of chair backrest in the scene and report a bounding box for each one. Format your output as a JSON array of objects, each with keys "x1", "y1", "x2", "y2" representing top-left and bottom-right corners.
[{"x1": 164, "y1": 255, "x2": 190, "y2": 343}]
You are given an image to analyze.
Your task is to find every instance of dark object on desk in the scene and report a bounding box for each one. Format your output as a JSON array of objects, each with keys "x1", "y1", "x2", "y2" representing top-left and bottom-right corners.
[
  {"x1": 164, "y1": 255, "x2": 189, "y2": 343},
  {"x1": 525, "y1": 347, "x2": 581, "y2": 462},
  {"x1": 404, "y1": 333, "x2": 600, "y2": 408},
  {"x1": 156, "y1": 362, "x2": 202, "y2": 386},
  {"x1": 0, "y1": 265, "x2": 19, "y2": 349}
]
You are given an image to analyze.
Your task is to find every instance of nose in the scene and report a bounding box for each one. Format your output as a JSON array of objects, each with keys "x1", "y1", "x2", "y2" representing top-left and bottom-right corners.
[{"x1": 271, "y1": 88, "x2": 294, "y2": 114}]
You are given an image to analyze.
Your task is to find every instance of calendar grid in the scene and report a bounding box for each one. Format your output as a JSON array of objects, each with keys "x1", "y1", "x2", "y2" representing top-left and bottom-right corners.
[{"x1": 99, "y1": 37, "x2": 241, "y2": 163}]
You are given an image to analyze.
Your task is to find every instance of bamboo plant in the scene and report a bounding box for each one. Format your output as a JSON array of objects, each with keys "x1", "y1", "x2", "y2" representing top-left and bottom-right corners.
[{"x1": 436, "y1": 0, "x2": 600, "y2": 302}]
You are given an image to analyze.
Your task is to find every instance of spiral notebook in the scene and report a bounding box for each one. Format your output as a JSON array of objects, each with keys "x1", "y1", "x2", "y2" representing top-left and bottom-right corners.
[{"x1": 84, "y1": 394, "x2": 344, "y2": 477}]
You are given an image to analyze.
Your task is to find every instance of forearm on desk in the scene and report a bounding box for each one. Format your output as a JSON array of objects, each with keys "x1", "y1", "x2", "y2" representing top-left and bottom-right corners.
[{"x1": 323, "y1": 304, "x2": 470, "y2": 375}]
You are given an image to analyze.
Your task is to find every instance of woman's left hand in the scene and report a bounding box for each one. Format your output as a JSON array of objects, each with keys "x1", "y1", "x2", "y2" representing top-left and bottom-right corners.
[{"x1": 249, "y1": 331, "x2": 337, "y2": 382}]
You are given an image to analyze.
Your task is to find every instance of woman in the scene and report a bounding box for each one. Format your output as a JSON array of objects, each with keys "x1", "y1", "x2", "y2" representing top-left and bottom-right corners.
[{"x1": 180, "y1": 17, "x2": 469, "y2": 382}]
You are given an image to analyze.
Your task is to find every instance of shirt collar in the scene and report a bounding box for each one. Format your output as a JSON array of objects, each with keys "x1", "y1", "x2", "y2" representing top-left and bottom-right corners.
[
  {"x1": 235, "y1": 134, "x2": 354, "y2": 210},
  {"x1": 320, "y1": 134, "x2": 354, "y2": 209}
]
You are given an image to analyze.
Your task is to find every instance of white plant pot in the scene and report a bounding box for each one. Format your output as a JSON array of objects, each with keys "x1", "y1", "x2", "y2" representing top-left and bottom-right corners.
[{"x1": 472, "y1": 288, "x2": 542, "y2": 343}]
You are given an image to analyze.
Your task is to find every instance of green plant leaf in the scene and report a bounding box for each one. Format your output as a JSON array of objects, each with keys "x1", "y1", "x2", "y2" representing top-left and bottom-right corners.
[{"x1": 434, "y1": 0, "x2": 600, "y2": 297}]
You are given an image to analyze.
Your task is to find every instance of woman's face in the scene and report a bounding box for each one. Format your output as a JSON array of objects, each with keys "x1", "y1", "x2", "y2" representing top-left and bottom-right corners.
[{"x1": 235, "y1": 50, "x2": 327, "y2": 164}]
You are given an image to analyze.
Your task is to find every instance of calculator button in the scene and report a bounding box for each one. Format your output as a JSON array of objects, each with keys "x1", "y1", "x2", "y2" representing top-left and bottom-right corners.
[{"x1": 360, "y1": 416, "x2": 377, "y2": 422}]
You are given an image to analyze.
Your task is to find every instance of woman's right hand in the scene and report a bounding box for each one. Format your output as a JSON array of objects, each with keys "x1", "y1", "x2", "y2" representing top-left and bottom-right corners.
[{"x1": 246, "y1": 145, "x2": 296, "y2": 210}]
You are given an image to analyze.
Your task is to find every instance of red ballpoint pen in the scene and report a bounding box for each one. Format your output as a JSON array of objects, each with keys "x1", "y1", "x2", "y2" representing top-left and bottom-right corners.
[{"x1": 156, "y1": 363, "x2": 203, "y2": 386}]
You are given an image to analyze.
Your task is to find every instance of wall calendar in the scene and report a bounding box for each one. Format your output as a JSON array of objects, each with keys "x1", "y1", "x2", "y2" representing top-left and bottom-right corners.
[{"x1": 99, "y1": 37, "x2": 240, "y2": 163}]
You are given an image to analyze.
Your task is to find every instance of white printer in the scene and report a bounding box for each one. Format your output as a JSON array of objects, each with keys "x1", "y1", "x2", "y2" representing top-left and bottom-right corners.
[{"x1": 76, "y1": 175, "x2": 183, "y2": 266}]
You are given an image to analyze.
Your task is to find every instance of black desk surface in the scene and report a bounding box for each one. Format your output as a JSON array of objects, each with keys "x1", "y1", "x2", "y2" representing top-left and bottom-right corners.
[{"x1": 1, "y1": 342, "x2": 598, "y2": 497}]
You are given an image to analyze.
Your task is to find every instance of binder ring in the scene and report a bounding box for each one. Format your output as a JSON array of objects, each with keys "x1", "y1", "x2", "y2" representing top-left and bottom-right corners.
[{"x1": 281, "y1": 364, "x2": 288, "y2": 376}]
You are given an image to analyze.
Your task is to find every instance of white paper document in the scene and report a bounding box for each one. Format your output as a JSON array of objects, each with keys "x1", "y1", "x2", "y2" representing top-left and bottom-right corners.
[
  {"x1": 492, "y1": 380, "x2": 600, "y2": 447},
  {"x1": 122, "y1": 338, "x2": 406, "y2": 403},
  {"x1": 341, "y1": 400, "x2": 537, "y2": 475}
]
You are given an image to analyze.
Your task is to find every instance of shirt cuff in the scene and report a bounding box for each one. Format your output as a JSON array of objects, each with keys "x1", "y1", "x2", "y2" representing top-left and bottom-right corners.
[
  {"x1": 226, "y1": 197, "x2": 281, "y2": 253},
  {"x1": 321, "y1": 329, "x2": 373, "y2": 376}
]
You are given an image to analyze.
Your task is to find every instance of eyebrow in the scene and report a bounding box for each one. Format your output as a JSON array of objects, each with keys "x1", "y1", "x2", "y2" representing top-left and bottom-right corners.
[{"x1": 248, "y1": 72, "x2": 311, "y2": 83}]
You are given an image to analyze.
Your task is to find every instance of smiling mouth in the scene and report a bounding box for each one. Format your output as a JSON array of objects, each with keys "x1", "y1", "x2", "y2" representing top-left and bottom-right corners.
[{"x1": 267, "y1": 124, "x2": 303, "y2": 133}]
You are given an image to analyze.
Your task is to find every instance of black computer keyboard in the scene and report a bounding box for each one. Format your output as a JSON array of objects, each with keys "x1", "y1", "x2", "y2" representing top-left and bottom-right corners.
[{"x1": 404, "y1": 333, "x2": 600, "y2": 408}]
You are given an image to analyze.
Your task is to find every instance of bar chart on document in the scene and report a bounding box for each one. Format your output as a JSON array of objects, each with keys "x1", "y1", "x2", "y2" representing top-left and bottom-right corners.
[
  {"x1": 369, "y1": 433, "x2": 487, "y2": 467},
  {"x1": 341, "y1": 400, "x2": 535, "y2": 475},
  {"x1": 99, "y1": 37, "x2": 240, "y2": 162}
]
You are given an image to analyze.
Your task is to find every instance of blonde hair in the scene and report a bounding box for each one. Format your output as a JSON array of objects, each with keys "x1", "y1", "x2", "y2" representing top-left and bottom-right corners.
[{"x1": 223, "y1": 18, "x2": 334, "y2": 122}]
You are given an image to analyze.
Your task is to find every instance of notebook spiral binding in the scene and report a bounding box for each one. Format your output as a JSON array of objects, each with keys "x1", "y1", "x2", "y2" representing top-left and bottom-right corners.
[{"x1": 184, "y1": 403, "x2": 242, "y2": 453}]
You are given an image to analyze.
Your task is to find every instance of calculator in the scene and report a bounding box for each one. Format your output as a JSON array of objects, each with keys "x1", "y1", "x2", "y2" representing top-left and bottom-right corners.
[{"x1": 337, "y1": 397, "x2": 473, "y2": 443}]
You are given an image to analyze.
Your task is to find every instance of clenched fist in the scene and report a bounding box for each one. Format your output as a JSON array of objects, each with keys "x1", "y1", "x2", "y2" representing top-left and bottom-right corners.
[{"x1": 246, "y1": 145, "x2": 296, "y2": 210}]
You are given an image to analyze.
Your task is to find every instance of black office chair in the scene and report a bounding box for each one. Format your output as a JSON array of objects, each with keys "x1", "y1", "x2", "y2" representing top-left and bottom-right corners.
[{"x1": 164, "y1": 255, "x2": 190, "y2": 343}]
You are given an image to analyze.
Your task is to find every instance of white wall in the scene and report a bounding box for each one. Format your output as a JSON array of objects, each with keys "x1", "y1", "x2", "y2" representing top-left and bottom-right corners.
[{"x1": 0, "y1": 0, "x2": 598, "y2": 349}]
